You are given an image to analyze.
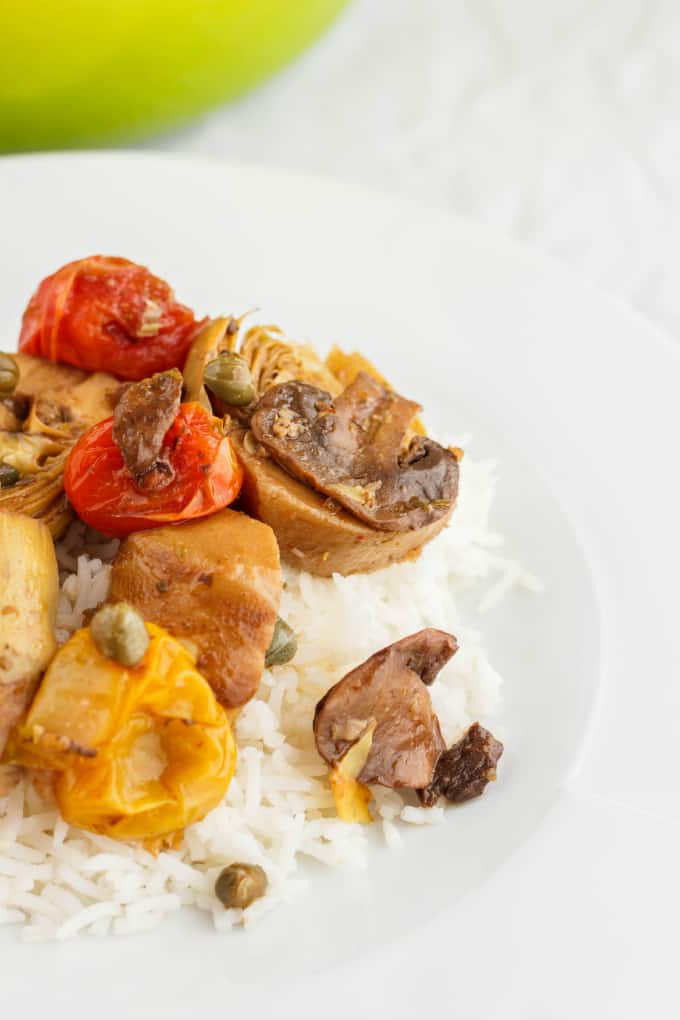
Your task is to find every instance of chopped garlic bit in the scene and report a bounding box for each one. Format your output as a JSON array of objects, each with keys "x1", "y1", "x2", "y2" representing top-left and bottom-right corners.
[{"x1": 136, "y1": 299, "x2": 164, "y2": 338}]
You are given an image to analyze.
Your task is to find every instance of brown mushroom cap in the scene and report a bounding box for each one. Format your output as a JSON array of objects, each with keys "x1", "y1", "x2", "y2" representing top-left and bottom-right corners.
[
  {"x1": 419, "y1": 722, "x2": 504, "y2": 805},
  {"x1": 250, "y1": 373, "x2": 459, "y2": 532},
  {"x1": 112, "y1": 369, "x2": 182, "y2": 485},
  {"x1": 313, "y1": 629, "x2": 457, "y2": 790}
]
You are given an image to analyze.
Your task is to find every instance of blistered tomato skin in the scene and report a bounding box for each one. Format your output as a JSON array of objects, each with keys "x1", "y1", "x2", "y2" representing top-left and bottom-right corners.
[
  {"x1": 19, "y1": 255, "x2": 205, "y2": 380},
  {"x1": 63, "y1": 403, "x2": 243, "y2": 538},
  {"x1": 6, "y1": 623, "x2": 237, "y2": 841}
]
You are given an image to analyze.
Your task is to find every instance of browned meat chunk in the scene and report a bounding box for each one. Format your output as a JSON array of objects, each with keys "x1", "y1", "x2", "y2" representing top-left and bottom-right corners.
[
  {"x1": 250, "y1": 373, "x2": 459, "y2": 532},
  {"x1": 112, "y1": 369, "x2": 182, "y2": 485},
  {"x1": 109, "y1": 508, "x2": 281, "y2": 709},
  {"x1": 314, "y1": 630, "x2": 457, "y2": 789},
  {"x1": 419, "y1": 722, "x2": 504, "y2": 806}
]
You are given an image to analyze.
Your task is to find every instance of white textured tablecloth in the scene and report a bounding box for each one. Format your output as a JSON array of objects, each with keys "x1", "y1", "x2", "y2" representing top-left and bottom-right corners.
[
  {"x1": 148, "y1": 10, "x2": 680, "y2": 1016},
  {"x1": 153, "y1": 0, "x2": 680, "y2": 340}
]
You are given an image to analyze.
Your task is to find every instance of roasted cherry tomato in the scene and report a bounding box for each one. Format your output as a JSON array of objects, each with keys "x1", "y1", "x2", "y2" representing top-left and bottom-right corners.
[
  {"x1": 19, "y1": 255, "x2": 205, "y2": 380},
  {"x1": 7, "y1": 621, "x2": 236, "y2": 842},
  {"x1": 64, "y1": 403, "x2": 243, "y2": 537}
]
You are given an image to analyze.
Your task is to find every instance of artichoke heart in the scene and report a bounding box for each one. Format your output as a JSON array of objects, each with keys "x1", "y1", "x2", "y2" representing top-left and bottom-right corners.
[
  {"x1": 0, "y1": 352, "x2": 119, "y2": 537},
  {"x1": 0, "y1": 448, "x2": 72, "y2": 537},
  {"x1": 0, "y1": 513, "x2": 58, "y2": 754},
  {"x1": 183, "y1": 316, "x2": 239, "y2": 412},
  {"x1": 0, "y1": 431, "x2": 65, "y2": 475},
  {"x1": 241, "y1": 324, "x2": 342, "y2": 399}
]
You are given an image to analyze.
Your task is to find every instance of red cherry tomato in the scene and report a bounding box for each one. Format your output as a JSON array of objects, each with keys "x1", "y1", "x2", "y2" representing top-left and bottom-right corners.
[
  {"x1": 19, "y1": 255, "x2": 205, "y2": 381},
  {"x1": 64, "y1": 403, "x2": 243, "y2": 538}
]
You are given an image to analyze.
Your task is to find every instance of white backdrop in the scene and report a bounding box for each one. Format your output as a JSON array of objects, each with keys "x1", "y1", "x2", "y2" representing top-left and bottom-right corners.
[{"x1": 152, "y1": 0, "x2": 680, "y2": 340}]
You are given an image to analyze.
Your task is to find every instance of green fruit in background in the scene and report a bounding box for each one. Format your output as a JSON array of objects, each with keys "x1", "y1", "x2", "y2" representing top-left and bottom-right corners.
[{"x1": 0, "y1": 0, "x2": 350, "y2": 153}]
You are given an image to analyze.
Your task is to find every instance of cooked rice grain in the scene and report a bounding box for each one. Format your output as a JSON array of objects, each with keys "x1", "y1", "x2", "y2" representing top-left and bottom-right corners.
[{"x1": 0, "y1": 453, "x2": 533, "y2": 939}]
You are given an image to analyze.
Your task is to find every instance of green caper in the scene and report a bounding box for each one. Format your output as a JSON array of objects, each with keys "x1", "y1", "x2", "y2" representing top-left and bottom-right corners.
[
  {"x1": 0, "y1": 463, "x2": 19, "y2": 488},
  {"x1": 0, "y1": 354, "x2": 19, "y2": 396},
  {"x1": 203, "y1": 352, "x2": 256, "y2": 407},
  {"x1": 90, "y1": 602, "x2": 149, "y2": 667},
  {"x1": 215, "y1": 863, "x2": 267, "y2": 910},
  {"x1": 265, "y1": 617, "x2": 297, "y2": 668}
]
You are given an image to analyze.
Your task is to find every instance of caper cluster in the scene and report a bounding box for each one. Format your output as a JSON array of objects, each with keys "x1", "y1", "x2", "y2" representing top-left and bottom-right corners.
[
  {"x1": 203, "y1": 352, "x2": 255, "y2": 407},
  {"x1": 265, "y1": 617, "x2": 297, "y2": 668},
  {"x1": 90, "y1": 602, "x2": 150, "y2": 667},
  {"x1": 0, "y1": 354, "x2": 20, "y2": 488},
  {"x1": 0, "y1": 353, "x2": 18, "y2": 396},
  {"x1": 215, "y1": 862, "x2": 268, "y2": 910}
]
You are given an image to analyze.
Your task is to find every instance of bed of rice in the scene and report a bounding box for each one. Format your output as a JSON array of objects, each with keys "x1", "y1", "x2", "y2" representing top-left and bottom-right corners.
[{"x1": 0, "y1": 451, "x2": 539, "y2": 942}]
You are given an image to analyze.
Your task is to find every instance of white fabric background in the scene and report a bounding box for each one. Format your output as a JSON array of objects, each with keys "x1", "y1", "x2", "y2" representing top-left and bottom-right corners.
[
  {"x1": 5, "y1": 9, "x2": 671, "y2": 1014},
  {"x1": 142, "y1": 10, "x2": 680, "y2": 1014},
  {"x1": 153, "y1": 0, "x2": 680, "y2": 340}
]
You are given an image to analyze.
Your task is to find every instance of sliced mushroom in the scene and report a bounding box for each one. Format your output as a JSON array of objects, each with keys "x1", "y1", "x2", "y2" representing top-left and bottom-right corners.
[
  {"x1": 325, "y1": 345, "x2": 426, "y2": 437},
  {"x1": 183, "y1": 316, "x2": 239, "y2": 412},
  {"x1": 419, "y1": 723, "x2": 504, "y2": 805},
  {"x1": 231, "y1": 425, "x2": 456, "y2": 577},
  {"x1": 250, "y1": 374, "x2": 459, "y2": 532},
  {"x1": 314, "y1": 629, "x2": 457, "y2": 790},
  {"x1": 112, "y1": 369, "x2": 182, "y2": 485}
]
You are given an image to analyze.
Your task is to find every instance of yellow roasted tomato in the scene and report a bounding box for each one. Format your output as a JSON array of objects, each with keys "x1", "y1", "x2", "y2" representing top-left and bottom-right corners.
[{"x1": 6, "y1": 622, "x2": 236, "y2": 841}]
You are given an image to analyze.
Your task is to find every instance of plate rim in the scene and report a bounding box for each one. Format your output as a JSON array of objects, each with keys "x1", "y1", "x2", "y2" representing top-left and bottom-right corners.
[{"x1": 1, "y1": 150, "x2": 678, "y2": 1013}]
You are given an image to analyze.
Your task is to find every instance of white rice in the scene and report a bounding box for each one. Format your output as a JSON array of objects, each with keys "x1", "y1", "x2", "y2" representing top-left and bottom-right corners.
[{"x1": 0, "y1": 451, "x2": 538, "y2": 941}]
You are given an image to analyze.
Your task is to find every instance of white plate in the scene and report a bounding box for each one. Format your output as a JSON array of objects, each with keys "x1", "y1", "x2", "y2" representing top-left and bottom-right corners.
[{"x1": 0, "y1": 153, "x2": 678, "y2": 1018}]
